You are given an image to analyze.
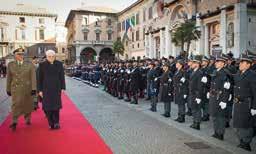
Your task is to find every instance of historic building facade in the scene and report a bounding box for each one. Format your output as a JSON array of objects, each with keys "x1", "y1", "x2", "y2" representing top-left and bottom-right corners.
[
  {"x1": 66, "y1": 0, "x2": 256, "y2": 63},
  {"x1": 0, "y1": 3, "x2": 58, "y2": 60},
  {"x1": 65, "y1": 7, "x2": 118, "y2": 64}
]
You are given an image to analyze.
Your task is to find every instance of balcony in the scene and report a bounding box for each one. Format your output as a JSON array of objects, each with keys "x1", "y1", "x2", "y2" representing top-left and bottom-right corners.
[{"x1": 73, "y1": 40, "x2": 113, "y2": 46}]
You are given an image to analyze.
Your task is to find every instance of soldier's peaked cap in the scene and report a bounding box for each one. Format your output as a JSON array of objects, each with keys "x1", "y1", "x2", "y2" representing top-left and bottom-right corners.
[
  {"x1": 191, "y1": 55, "x2": 202, "y2": 63},
  {"x1": 13, "y1": 48, "x2": 25, "y2": 54}
]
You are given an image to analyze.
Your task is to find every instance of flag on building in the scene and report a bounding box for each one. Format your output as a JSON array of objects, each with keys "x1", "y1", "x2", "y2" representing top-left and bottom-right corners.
[
  {"x1": 125, "y1": 19, "x2": 131, "y2": 32},
  {"x1": 130, "y1": 16, "x2": 135, "y2": 27}
]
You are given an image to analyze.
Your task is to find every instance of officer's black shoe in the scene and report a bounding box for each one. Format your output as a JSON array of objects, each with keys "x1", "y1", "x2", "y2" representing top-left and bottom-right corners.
[
  {"x1": 124, "y1": 99, "x2": 131, "y2": 102},
  {"x1": 211, "y1": 133, "x2": 218, "y2": 139},
  {"x1": 54, "y1": 123, "x2": 60, "y2": 130},
  {"x1": 186, "y1": 110, "x2": 192, "y2": 116},
  {"x1": 178, "y1": 116, "x2": 185, "y2": 123},
  {"x1": 26, "y1": 121, "x2": 31, "y2": 126},
  {"x1": 118, "y1": 96, "x2": 124, "y2": 100},
  {"x1": 238, "y1": 143, "x2": 251, "y2": 151},
  {"x1": 202, "y1": 115, "x2": 210, "y2": 121},
  {"x1": 162, "y1": 113, "x2": 170, "y2": 118},
  {"x1": 190, "y1": 123, "x2": 200, "y2": 130},
  {"x1": 174, "y1": 117, "x2": 180, "y2": 121},
  {"x1": 225, "y1": 122, "x2": 230, "y2": 128},
  {"x1": 145, "y1": 97, "x2": 151, "y2": 101},
  {"x1": 150, "y1": 108, "x2": 157, "y2": 112},
  {"x1": 9, "y1": 123, "x2": 17, "y2": 131}
]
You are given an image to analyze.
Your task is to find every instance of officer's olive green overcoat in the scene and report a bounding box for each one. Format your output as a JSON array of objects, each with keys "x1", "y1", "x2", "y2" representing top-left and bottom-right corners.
[{"x1": 6, "y1": 61, "x2": 36, "y2": 117}]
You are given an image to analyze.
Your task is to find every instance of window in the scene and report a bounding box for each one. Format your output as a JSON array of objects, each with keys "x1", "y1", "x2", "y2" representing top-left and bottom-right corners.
[
  {"x1": 108, "y1": 19, "x2": 111, "y2": 26},
  {"x1": 21, "y1": 29, "x2": 26, "y2": 40},
  {"x1": 19, "y1": 17, "x2": 25, "y2": 23},
  {"x1": 0, "y1": 28, "x2": 4, "y2": 41},
  {"x1": 39, "y1": 18, "x2": 45, "y2": 24},
  {"x1": 62, "y1": 48, "x2": 65, "y2": 53},
  {"x1": 132, "y1": 32, "x2": 134, "y2": 42},
  {"x1": 108, "y1": 33, "x2": 112, "y2": 40},
  {"x1": 96, "y1": 33, "x2": 100, "y2": 41},
  {"x1": 15, "y1": 29, "x2": 18, "y2": 40},
  {"x1": 148, "y1": 7, "x2": 153, "y2": 19},
  {"x1": 38, "y1": 47, "x2": 44, "y2": 55},
  {"x1": 122, "y1": 21, "x2": 125, "y2": 31},
  {"x1": 35, "y1": 30, "x2": 37, "y2": 40},
  {"x1": 39, "y1": 29, "x2": 44, "y2": 40},
  {"x1": 137, "y1": 43, "x2": 140, "y2": 48},
  {"x1": 83, "y1": 32, "x2": 88, "y2": 40},
  {"x1": 136, "y1": 30, "x2": 140, "y2": 41},
  {"x1": 143, "y1": 28, "x2": 145, "y2": 40},
  {"x1": 117, "y1": 22, "x2": 121, "y2": 32},
  {"x1": 84, "y1": 17, "x2": 88, "y2": 25},
  {"x1": 136, "y1": 13, "x2": 140, "y2": 25},
  {"x1": 143, "y1": 9, "x2": 146, "y2": 22}
]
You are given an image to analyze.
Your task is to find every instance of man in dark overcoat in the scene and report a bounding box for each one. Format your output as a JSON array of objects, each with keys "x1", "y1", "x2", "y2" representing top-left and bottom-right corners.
[{"x1": 38, "y1": 50, "x2": 66, "y2": 130}]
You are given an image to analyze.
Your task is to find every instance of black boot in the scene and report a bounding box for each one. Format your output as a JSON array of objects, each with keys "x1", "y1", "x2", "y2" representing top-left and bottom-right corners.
[
  {"x1": 202, "y1": 115, "x2": 210, "y2": 121},
  {"x1": 225, "y1": 122, "x2": 230, "y2": 128},
  {"x1": 177, "y1": 115, "x2": 185, "y2": 123},
  {"x1": 9, "y1": 123, "x2": 17, "y2": 131},
  {"x1": 190, "y1": 122, "x2": 200, "y2": 130},
  {"x1": 162, "y1": 113, "x2": 170, "y2": 118},
  {"x1": 186, "y1": 109, "x2": 192, "y2": 116},
  {"x1": 238, "y1": 142, "x2": 251, "y2": 151}
]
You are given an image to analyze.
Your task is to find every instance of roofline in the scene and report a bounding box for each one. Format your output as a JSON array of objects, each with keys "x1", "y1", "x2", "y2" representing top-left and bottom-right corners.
[
  {"x1": 65, "y1": 9, "x2": 117, "y2": 27},
  {"x1": 118, "y1": 0, "x2": 144, "y2": 15},
  {"x1": 0, "y1": 11, "x2": 58, "y2": 18}
]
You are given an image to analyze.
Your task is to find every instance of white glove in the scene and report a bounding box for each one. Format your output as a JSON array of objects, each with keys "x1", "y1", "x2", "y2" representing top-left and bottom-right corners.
[
  {"x1": 184, "y1": 95, "x2": 187, "y2": 99},
  {"x1": 154, "y1": 78, "x2": 158, "y2": 81},
  {"x1": 168, "y1": 93, "x2": 172, "y2": 96},
  {"x1": 228, "y1": 94, "x2": 232, "y2": 101},
  {"x1": 168, "y1": 78, "x2": 172, "y2": 82},
  {"x1": 195, "y1": 98, "x2": 201, "y2": 104},
  {"x1": 207, "y1": 92, "x2": 210, "y2": 99},
  {"x1": 201, "y1": 76, "x2": 208, "y2": 83},
  {"x1": 224, "y1": 82, "x2": 231, "y2": 90},
  {"x1": 219, "y1": 102, "x2": 227, "y2": 109},
  {"x1": 121, "y1": 70, "x2": 124, "y2": 73},
  {"x1": 180, "y1": 77, "x2": 185, "y2": 83},
  {"x1": 251, "y1": 109, "x2": 256, "y2": 116}
]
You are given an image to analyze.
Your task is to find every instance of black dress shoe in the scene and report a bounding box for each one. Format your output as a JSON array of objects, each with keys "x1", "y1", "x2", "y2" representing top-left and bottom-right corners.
[
  {"x1": 225, "y1": 122, "x2": 230, "y2": 128},
  {"x1": 177, "y1": 116, "x2": 185, "y2": 123},
  {"x1": 174, "y1": 117, "x2": 180, "y2": 121},
  {"x1": 239, "y1": 143, "x2": 251, "y2": 151},
  {"x1": 211, "y1": 133, "x2": 219, "y2": 139},
  {"x1": 161, "y1": 113, "x2": 170, "y2": 118},
  {"x1": 190, "y1": 123, "x2": 200, "y2": 130},
  {"x1": 54, "y1": 123, "x2": 60, "y2": 130},
  {"x1": 9, "y1": 123, "x2": 17, "y2": 131},
  {"x1": 202, "y1": 115, "x2": 210, "y2": 121},
  {"x1": 26, "y1": 121, "x2": 31, "y2": 126}
]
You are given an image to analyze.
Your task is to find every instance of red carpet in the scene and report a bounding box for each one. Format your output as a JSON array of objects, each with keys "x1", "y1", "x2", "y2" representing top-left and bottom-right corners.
[{"x1": 0, "y1": 93, "x2": 112, "y2": 154}]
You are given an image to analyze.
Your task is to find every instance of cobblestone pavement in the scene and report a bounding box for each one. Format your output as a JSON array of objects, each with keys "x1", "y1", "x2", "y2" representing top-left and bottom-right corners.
[{"x1": 65, "y1": 77, "x2": 253, "y2": 154}]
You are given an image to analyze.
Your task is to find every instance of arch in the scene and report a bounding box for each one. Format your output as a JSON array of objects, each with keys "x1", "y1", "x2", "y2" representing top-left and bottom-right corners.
[
  {"x1": 80, "y1": 47, "x2": 97, "y2": 64},
  {"x1": 99, "y1": 48, "x2": 115, "y2": 63},
  {"x1": 168, "y1": 4, "x2": 190, "y2": 28}
]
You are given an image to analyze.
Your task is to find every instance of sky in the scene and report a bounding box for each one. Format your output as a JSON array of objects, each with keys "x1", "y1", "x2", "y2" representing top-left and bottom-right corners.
[{"x1": 0, "y1": 0, "x2": 137, "y2": 22}]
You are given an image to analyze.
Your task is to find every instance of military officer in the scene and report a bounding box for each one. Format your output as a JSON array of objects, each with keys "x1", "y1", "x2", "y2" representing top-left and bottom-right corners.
[
  {"x1": 233, "y1": 53, "x2": 256, "y2": 151},
  {"x1": 189, "y1": 55, "x2": 204, "y2": 130},
  {"x1": 6, "y1": 48, "x2": 37, "y2": 131},
  {"x1": 209, "y1": 54, "x2": 231, "y2": 141},
  {"x1": 173, "y1": 59, "x2": 188, "y2": 123}
]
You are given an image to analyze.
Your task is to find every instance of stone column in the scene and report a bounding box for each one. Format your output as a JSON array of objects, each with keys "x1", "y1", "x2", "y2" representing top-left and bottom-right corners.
[
  {"x1": 204, "y1": 24, "x2": 209, "y2": 56},
  {"x1": 165, "y1": 25, "x2": 172, "y2": 57},
  {"x1": 220, "y1": 9, "x2": 227, "y2": 54},
  {"x1": 234, "y1": 3, "x2": 248, "y2": 58},
  {"x1": 196, "y1": 16, "x2": 205, "y2": 55},
  {"x1": 160, "y1": 29, "x2": 165, "y2": 58},
  {"x1": 75, "y1": 44, "x2": 80, "y2": 64}
]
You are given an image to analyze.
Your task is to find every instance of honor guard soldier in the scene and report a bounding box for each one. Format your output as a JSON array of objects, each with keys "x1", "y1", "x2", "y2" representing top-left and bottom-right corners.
[
  {"x1": 189, "y1": 55, "x2": 204, "y2": 130},
  {"x1": 209, "y1": 54, "x2": 231, "y2": 141},
  {"x1": 233, "y1": 52, "x2": 256, "y2": 151},
  {"x1": 130, "y1": 61, "x2": 140, "y2": 104},
  {"x1": 173, "y1": 60, "x2": 188, "y2": 123},
  {"x1": 6, "y1": 48, "x2": 37, "y2": 131},
  {"x1": 159, "y1": 63, "x2": 173, "y2": 118},
  {"x1": 201, "y1": 56, "x2": 211, "y2": 121}
]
